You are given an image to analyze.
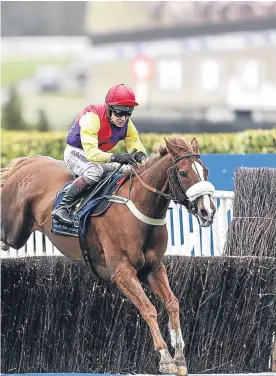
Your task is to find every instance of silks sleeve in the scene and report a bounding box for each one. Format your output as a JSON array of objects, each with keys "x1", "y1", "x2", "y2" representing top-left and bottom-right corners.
[
  {"x1": 79, "y1": 112, "x2": 113, "y2": 163},
  {"x1": 124, "y1": 120, "x2": 147, "y2": 155}
]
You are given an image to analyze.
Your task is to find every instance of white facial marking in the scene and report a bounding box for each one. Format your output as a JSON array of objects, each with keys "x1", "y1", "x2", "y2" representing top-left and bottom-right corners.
[
  {"x1": 193, "y1": 162, "x2": 205, "y2": 180},
  {"x1": 192, "y1": 162, "x2": 213, "y2": 216},
  {"x1": 203, "y1": 194, "x2": 213, "y2": 216}
]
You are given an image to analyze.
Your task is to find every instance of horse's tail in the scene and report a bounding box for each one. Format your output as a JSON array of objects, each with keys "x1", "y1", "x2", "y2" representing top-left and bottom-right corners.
[{"x1": 1, "y1": 157, "x2": 30, "y2": 188}]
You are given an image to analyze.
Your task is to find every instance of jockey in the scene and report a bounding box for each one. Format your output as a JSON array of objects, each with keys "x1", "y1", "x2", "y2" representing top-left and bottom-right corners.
[{"x1": 52, "y1": 84, "x2": 147, "y2": 225}]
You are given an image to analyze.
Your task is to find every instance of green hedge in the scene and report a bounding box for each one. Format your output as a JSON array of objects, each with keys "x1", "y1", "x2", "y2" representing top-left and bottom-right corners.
[{"x1": 1, "y1": 129, "x2": 276, "y2": 166}]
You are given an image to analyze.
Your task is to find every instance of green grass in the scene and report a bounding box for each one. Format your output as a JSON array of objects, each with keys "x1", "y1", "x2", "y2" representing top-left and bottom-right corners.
[{"x1": 1, "y1": 57, "x2": 72, "y2": 87}]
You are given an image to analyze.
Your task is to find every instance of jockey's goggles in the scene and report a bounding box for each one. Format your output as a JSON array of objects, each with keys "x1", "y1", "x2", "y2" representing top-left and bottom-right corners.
[{"x1": 111, "y1": 105, "x2": 134, "y2": 117}]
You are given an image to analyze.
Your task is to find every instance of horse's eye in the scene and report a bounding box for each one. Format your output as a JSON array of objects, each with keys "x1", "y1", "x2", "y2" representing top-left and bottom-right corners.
[{"x1": 179, "y1": 171, "x2": 188, "y2": 178}]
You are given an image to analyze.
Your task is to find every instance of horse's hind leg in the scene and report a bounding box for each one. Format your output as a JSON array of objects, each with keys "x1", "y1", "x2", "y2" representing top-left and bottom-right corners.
[
  {"x1": 145, "y1": 262, "x2": 187, "y2": 376},
  {"x1": 1, "y1": 203, "x2": 33, "y2": 250},
  {"x1": 112, "y1": 256, "x2": 178, "y2": 375}
]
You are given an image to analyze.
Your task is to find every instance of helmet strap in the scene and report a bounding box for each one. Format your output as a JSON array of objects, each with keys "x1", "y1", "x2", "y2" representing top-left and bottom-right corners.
[{"x1": 107, "y1": 105, "x2": 116, "y2": 126}]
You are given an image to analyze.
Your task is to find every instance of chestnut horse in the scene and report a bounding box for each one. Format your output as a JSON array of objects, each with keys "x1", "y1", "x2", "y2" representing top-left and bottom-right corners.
[{"x1": 1, "y1": 136, "x2": 216, "y2": 375}]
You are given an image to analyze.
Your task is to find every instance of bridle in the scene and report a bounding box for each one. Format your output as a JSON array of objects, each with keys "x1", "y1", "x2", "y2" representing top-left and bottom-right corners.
[
  {"x1": 173, "y1": 153, "x2": 201, "y2": 191},
  {"x1": 170, "y1": 153, "x2": 201, "y2": 213},
  {"x1": 174, "y1": 154, "x2": 200, "y2": 164},
  {"x1": 129, "y1": 152, "x2": 215, "y2": 221},
  {"x1": 131, "y1": 153, "x2": 202, "y2": 209}
]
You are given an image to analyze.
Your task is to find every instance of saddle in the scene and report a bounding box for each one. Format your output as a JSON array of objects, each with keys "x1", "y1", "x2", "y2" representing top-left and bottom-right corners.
[{"x1": 51, "y1": 173, "x2": 127, "y2": 237}]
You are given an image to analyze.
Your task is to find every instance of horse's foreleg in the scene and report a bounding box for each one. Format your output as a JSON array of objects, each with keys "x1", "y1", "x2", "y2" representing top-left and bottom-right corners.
[
  {"x1": 146, "y1": 263, "x2": 187, "y2": 376},
  {"x1": 112, "y1": 257, "x2": 178, "y2": 375}
]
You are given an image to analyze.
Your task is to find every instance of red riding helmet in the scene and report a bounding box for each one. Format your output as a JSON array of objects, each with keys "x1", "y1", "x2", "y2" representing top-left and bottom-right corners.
[{"x1": 105, "y1": 84, "x2": 139, "y2": 107}]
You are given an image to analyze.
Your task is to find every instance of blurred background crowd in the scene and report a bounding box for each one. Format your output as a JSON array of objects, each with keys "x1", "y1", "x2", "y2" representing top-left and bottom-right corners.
[
  {"x1": 147, "y1": 1, "x2": 276, "y2": 24},
  {"x1": 1, "y1": 1, "x2": 276, "y2": 133}
]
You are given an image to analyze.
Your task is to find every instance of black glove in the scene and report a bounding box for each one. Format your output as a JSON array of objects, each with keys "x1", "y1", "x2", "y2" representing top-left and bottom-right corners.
[
  {"x1": 133, "y1": 151, "x2": 147, "y2": 163},
  {"x1": 111, "y1": 153, "x2": 136, "y2": 165}
]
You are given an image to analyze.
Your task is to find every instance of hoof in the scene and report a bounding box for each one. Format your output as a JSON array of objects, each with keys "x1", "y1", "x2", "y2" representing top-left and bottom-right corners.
[
  {"x1": 1, "y1": 241, "x2": 10, "y2": 251},
  {"x1": 177, "y1": 366, "x2": 188, "y2": 376},
  {"x1": 159, "y1": 362, "x2": 178, "y2": 375}
]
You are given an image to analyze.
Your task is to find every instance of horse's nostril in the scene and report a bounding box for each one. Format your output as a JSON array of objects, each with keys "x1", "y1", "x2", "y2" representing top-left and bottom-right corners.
[{"x1": 200, "y1": 208, "x2": 209, "y2": 219}]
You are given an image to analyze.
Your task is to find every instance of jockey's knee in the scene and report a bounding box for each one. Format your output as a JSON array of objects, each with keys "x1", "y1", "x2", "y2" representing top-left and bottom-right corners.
[{"x1": 83, "y1": 163, "x2": 104, "y2": 184}]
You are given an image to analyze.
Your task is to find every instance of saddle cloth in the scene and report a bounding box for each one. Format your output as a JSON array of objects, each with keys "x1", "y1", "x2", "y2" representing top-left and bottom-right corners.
[{"x1": 51, "y1": 173, "x2": 126, "y2": 237}]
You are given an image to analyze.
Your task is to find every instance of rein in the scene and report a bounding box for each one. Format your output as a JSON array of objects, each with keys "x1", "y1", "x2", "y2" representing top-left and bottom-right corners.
[
  {"x1": 131, "y1": 153, "x2": 200, "y2": 204},
  {"x1": 131, "y1": 167, "x2": 174, "y2": 201}
]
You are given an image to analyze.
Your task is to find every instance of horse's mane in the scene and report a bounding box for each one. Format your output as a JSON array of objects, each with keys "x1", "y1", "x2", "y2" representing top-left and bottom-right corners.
[
  {"x1": 133, "y1": 145, "x2": 167, "y2": 175},
  {"x1": 128, "y1": 136, "x2": 193, "y2": 176},
  {"x1": 1, "y1": 157, "x2": 31, "y2": 188}
]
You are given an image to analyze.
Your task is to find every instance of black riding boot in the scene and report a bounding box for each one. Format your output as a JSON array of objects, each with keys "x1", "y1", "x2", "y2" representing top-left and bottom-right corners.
[{"x1": 52, "y1": 176, "x2": 92, "y2": 225}]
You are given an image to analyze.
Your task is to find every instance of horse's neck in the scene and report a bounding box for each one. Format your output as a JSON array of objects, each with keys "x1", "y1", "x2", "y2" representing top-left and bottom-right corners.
[
  {"x1": 140, "y1": 154, "x2": 171, "y2": 190},
  {"x1": 133, "y1": 155, "x2": 172, "y2": 218}
]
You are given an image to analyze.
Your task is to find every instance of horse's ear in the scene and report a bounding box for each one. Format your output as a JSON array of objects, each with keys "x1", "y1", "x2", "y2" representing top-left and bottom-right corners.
[
  {"x1": 191, "y1": 137, "x2": 199, "y2": 154},
  {"x1": 164, "y1": 137, "x2": 178, "y2": 156}
]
